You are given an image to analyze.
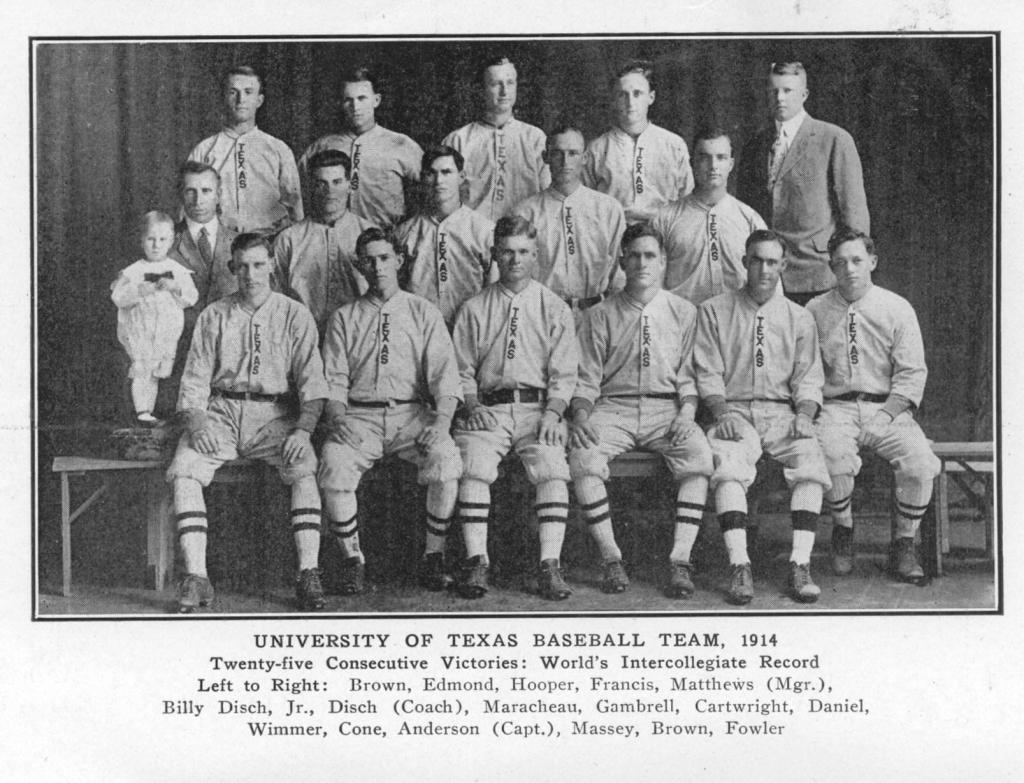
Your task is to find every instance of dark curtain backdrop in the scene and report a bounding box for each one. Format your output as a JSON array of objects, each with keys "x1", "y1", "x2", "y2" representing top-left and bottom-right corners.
[{"x1": 35, "y1": 37, "x2": 994, "y2": 441}]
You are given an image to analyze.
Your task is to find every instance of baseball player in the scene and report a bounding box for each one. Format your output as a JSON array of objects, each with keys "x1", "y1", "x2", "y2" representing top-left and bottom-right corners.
[
  {"x1": 274, "y1": 149, "x2": 374, "y2": 337},
  {"x1": 582, "y1": 60, "x2": 694, "y2": 224},
  {"x1": 395, "y1": 145, "x2": 497, "y2": 329},
  {"x1": 442, "y1": 56, "x2": 550, "y2": 221},
  {"x1": 318, "y1": 227, "x2": 463, "y2": 595},
  {"x1": 569, "y1": 223, "x2": 713, "y2": 597},
  {"x1": 694, "y1": 229, "x2": 831, "y2": 605},
  {"x1": 451, "y1": 216, "x2": 578, "y2": 600},
  {"x1": 298, "y1": 67, "x2": 422, "y2": 230},
  {"x1": 736, "y1": 61, "x2": 870, "y2": 304},
  {"x1": 650, "y1": 128, "x2": 769, "y2": 305},
  {"x1": 167, "y1": 233, "x2": 328, "y2": 613},
  {"x1": 512, "y1": 126, "x2": 627, "y2": 317},
  {"x1": 808, "y1": 228, "x2": 940, "y2": 581},
  {"x1": 187, "y1": 65, "x2": 303, "y2": 235}
]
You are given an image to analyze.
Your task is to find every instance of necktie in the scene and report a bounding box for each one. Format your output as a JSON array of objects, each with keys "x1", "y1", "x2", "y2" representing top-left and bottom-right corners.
[
  {"x1": 767, "y1": 128, "x2": 786, "y2": 190},
  {"x1": 198, "y1": 227, "x2": 213, "y2": 265}
]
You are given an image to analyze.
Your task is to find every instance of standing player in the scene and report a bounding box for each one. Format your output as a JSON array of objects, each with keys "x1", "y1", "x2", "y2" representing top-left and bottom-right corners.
[
  {"x1": 298, "y1": 67, "x2": 422, "y2": 230},
  {"x1": 650, "y1": 128, "x2": 768, "y2": 304},
  {"x1": 583, "y1": 60, "x2": 694, "y2": 224},
  {"x1": 443, "y1": 57, "x2": 550, "y2": 220},
  {"x1": 167, "y1": 233, "x2": 328, "y2": 613},
  {"x1": 317, "y1": 228, "x2": 463, "y2": 595},
  {"x1": 568, "y1": 224, "x2": 713, "y2": 597},
  {"x1": 513, "y1": 126, "x2": 627, "y2": 316},
  {"x1": 737, "y1": 61, "x2": 870, "y2": 304},
  {"x1": 395, "y1": 145, "x2": 497, "y2": 329},
  {"x1": 187, "y1": 66, "x2": 303, "y2": 235},
  {"x1": 451, "y1": 216, "x2": 578, "y2": 600},
  {"x1": 694, "y1": 229, "x2": 831, "y2": 605},
  {"x1": 274, "y1": 150, "x2": 375, "y2": 336},
  {"x1": 808, "y1": 228, "x2": 940, "y2": 581}
]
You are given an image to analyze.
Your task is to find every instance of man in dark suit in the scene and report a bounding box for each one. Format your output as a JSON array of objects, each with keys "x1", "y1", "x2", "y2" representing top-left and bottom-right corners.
[{"x1": 737, "y1": 61, "x2": 870, "y2": 305}]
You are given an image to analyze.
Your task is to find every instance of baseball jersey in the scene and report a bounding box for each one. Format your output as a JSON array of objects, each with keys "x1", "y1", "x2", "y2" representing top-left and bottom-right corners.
[
  {"x1": 443, "y1": 119, "x2": 550, "y2": 220},
  {"x1": 187, "y1": 127, "x2": 303, "y2": 234},
  {"x1": 273, "y1": 213, "x2": 374, "y2": 335},
  {"x1": 695, "y1": 289, "x2": 823, "y2": 408},
  {"x1": 298, "y1": 126, "x2": 423, "y2": 229},
  {"x1": 582, "y1": 123, "x2": 694, "y2": 217},
  {"x1": 512, "y1": 185, "x2": 627, "y2": 300},
  {"x1": 650, "y1": 193, "x2": 768, "y2": 304},
  {"x1": 395, "y1": 206, "x2": 496, "y2": 327},
  {"x1": 806, "y1": 286, "x2": 927, "y2": 406},
  {"x1": 452, "y1": 280, "x2": 578, "y2": 401},
  {"x1": 322, "y1": 290, "x2": 461, "y2": 406},
  {"x1": 178, "y1": 291, "x2": 328, "y2": 413},
  {"x1": 575, "y1": 289, "x2": 699, "y2": 404}
]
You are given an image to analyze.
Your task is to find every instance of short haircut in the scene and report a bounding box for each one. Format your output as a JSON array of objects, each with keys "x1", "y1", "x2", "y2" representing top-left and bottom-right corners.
[
  {"x1": 828, "y1": 227, "x2": 876, "y2": 257},
  {"x1": 343, "y1": 66, "x2": 379, "y2": 92},
  {"x1": 230, "y1": 232, "x2": 273, "y2": 258},
  {"x1": 546, "y1": 124, "x2": 585, "y2": 146},
  {"x1": 745, "y1": 228, "x2": 789, "y2": 256},
  {"x1": 770, "y1": 61, "x2": 807, "y2": 79},
  {"x1": 480, "y1": 56, "x2": 516, "y2": 82},
  {"x1": 308, "y1": 149, "x2": 352, "y2": 178},
  {"x1": 421, "y1": 144, "x2": 465, "y2": 173},
  {"x1": 615, "y1": 59, "x2": 656, "y2": 91},
  {"x1": 178, "y1": 160, "x2": 220, "y2": 188},
  {"x1": 692, "y1": 125, "x2": 734, "y2": 155},
  {"x1": 355, "y1": 226, "x2": 404, "y2": 260},
  {"x1": 138, "y1": 210, "x2": 175, "y2": 239},
  {"x1": 223, "y1": 64, "x2": 264, "y2": 93},
  {"x1": 621, "y1": 222, "x2": 664, "y2": 253},
  {"x1": 494, "y1": 215, "x2": 537, "y2": 245}
]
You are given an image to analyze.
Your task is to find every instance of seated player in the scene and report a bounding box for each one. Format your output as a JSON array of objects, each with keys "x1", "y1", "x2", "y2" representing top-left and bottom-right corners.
[
  {"x1": 395, "y1": 145, "x2": 497, "y2": 329},
  {"x1": 569, "y1": 224, "x2": 713, "y2": 597},
  {"x1": 694, "y1": 229, "x2": 831, "y2": 605},
  {"x1": 451, "y1": 216, "x2": 578, "y2": 600},
  {"x1": 318, "y1": 228, "x2": 463, "y2": 594},
  {"x1": 167, "y1": 233, "x2": 327, "y2": 613},
  {"x1": 808, "y1": 228, "x2": 940, "y2": 581}
]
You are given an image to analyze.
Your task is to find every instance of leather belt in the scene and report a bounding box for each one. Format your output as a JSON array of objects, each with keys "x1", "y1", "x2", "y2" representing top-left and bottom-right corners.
[
  {"x1": 829, "y1": 392, "x2": 888, "y2": 403},
  {"x1": 348, "y1": 399, "x2": 420, "y2": 408},
  {"x1": 608, "y1": 393, "x2": 678, "y2": 401},
  {"x1": 479, "y1": 388, "x2": 547, "y2": 406},
  {"x1": 213, "y1": 389, "x2": 291, "y2": 403},
  {"x1": 563, "y1": 294, "x2": 603, "y2": 310}
]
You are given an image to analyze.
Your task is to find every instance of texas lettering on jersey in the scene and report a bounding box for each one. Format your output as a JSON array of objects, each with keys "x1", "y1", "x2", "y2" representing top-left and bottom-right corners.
[{"x1": 755, "y1": 314, "x2": 766, "y2": 368}]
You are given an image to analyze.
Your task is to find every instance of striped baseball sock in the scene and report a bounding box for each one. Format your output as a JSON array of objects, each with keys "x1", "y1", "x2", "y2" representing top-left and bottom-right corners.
[
  {"x1": 670, "y1": 475, "x2": 708, "y2": 563},
  {"x1": 715, "y1": 482, "x2": 749, "y2": 565},
  {"x1": 575, "y1": 476, "x2": 621, "y2": 562},
  {"x1": 824, "y1": 475, "x2": 855, "y2": 529},
  {"x1": 790, "y1": 510, "x2": 819, "y2": 564},
  {"x1": 424, "y1": 480, "x2": 458, "y2": 556},
  {"x1": 536, "y1": 480, "x2": 569, "y2": 562},
  {"x1": 173, "y1": 478, "x2": 208, "y2": 576},
  {"x1": 457, "y1": 479, "x2": 491, "y2": 561},
  {"x1": 894, "y1": 478, "x2": 932, "y2": 538},
  {"x1": 290, "y1": 478, "x2": 322, "y2": 570}
]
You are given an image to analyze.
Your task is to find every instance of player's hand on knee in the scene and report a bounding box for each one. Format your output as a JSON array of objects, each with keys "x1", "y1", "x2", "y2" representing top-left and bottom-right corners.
[
  {"x1": 465, "y1": 406, "x2": 498, "y2": 431},
  {"x1": 415, "y1": 421, "x2": 446, "y2": 453},
  {"x1": 791, "y1": 412, "x2": 815, "y2": 439},
  {"x1": 569, "y1": 416, "x2": 600, "y2": 449},
  {"x1": 668, "y1": 413, "x2": 699, "y2": 445},
  {"x1": 715, "y1": 412, "x2": 744, "y2": 441},
  {"x1": 282, "y1": 429, "x2": 311, "y2": 464},
  {"x1": 857, "y1": 411, "x2": 893, "y2": 449},
  {"x1": 330, "y1": 417, "x2": 363, "y2": 448},
  {"x1": 538, "y1": 410, "x2": 565, "y2": 446},
  {"x1": 191, "y1": 428, "x2": 219, "y2": 455}
]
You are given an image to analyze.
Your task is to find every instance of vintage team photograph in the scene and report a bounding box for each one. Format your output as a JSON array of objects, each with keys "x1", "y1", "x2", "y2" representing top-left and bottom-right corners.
[{"x1": 32, "y1": 35, "x2": 998, "y2": 617}]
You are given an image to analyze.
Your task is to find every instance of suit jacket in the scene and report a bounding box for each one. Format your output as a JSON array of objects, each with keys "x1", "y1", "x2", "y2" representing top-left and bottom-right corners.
[
  {"x1": 170, "y1": 218, "x2": 238, "y2": 319},
  {"x1": 737, "y1": 114, "x2": 869, "y2": 293}
]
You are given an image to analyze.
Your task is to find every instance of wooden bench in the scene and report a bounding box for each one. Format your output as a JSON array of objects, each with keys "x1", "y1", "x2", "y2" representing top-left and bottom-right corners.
[{"x1": 50, "y1": 440, "x2": 994, "y2": 595}]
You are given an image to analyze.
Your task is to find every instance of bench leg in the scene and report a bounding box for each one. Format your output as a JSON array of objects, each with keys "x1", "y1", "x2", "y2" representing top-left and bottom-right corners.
[
  {"x1": 146, "y1": 477, "x2": 174, "y2": 591},
  {"x1": 61, "y1": 472, "x2": 71, "y2": 597},
  {"x1": 937, "y1": 470, "x2": 951, "y2": 555},
  {"x1": 920, "y1": 477, "x2": 942, "y2": 577}
]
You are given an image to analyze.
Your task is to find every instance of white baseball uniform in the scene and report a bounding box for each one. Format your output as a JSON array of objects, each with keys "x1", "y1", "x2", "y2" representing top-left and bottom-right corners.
[
  {"x1": 512, "y1": 185, "x2": 627, "y2": 302},
  {"x1": 273, "y1": 213, "x2": 374, "y2": 335},
  {"x1": 582, "y1": 124, "x2": 694, "y2": 219},
  {"x1": 395, "y1": 206, "x2": 496, "y2": 328},
  {"x1": 188, "y1": 127, "x2": 303, "y2": 234},
  {"x1": 443, "y1": 119, "x2": 550, "y2": 220},
  {"x1": 649, "y1": 193, "x2": 768, "y2": 304},
  {"x1": 298, "y1": 126, "x2": 423, "y2": 229}
]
